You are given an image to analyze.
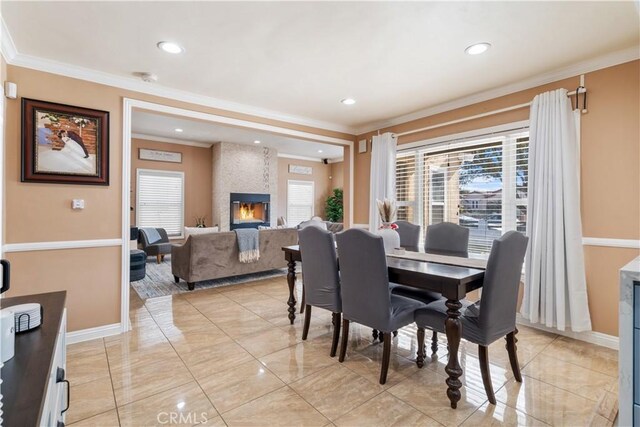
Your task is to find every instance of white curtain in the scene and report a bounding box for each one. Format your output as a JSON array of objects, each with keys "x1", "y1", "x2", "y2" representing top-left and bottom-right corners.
[
  {"x1": 369, "y1": 133, "x2": 397, "y2": 231},
  {"x1": 521, "y1": 88, "x2": 592, "y2": 332}
]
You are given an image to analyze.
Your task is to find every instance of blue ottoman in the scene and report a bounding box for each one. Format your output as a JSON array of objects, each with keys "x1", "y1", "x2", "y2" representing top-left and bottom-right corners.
[{"x1": 130, "y1": 249, "x2": 146, "y2": 282}]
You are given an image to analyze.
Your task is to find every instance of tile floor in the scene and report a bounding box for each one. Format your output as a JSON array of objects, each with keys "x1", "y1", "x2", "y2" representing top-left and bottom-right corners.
[{"x1": 66, "y1": 277, "x2": 618, "y2": 426}]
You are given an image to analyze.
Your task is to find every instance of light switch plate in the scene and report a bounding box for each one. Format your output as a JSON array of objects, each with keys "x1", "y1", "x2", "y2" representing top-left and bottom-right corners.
[
  {"x1": 72, "y1": 199, "x2": 85, "y2": 209},
  {"x1": 358, "y1": 139, "x2": 367, "y2": 154}
]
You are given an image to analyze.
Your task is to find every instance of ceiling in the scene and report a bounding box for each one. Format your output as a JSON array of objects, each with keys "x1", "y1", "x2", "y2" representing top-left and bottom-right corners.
[
  {"x1": 131, "y1": 110, "x2": 344, "y2": 160},
  {"x1": 2, "y1": 2, "x2": 639, "y2": 131}
]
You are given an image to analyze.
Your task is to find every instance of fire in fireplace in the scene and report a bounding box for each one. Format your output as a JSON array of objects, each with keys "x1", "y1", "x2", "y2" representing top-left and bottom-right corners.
[{"x1": 230, "y1": 193, "x2": 270, "y2": 230}]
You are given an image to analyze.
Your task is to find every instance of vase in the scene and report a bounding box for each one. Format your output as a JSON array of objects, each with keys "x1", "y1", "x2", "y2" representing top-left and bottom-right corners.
[{"x1": 376, "y1": 223, "x2": 401, "y2": 253}]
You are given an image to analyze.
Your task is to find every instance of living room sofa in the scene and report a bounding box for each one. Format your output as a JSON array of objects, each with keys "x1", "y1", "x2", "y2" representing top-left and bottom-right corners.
[{"x1": 171, "y1": 228, "x2": 298, "y2": 290}]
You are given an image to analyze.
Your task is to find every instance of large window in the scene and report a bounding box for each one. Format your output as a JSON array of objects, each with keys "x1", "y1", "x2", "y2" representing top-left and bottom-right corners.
[
  {"x1": 396, "y1": 129, "x2": 529, "y2": 256},
  {"x1": 136, "y1": 169, "x2": 185, "y2": 238},
  {"x1": 287, "y1": 180, "x2": 314, "y2": 226}
]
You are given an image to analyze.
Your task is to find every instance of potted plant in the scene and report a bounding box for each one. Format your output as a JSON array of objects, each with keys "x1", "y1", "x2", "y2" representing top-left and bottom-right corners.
[{"x1": 325, "y1": 188, "x2": 343, "y2": 222}]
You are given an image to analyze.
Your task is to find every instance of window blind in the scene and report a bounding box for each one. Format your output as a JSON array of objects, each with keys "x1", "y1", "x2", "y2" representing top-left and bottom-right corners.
[
  {"x1": 396, "y1": 130, "x2": 529, "y2": 256},
  {"x1": 287, "y1": 180, "x2": 314, "y2": 226},
  {"x1": 136, "y1": 169, "x2": 185, "y2": 237}
]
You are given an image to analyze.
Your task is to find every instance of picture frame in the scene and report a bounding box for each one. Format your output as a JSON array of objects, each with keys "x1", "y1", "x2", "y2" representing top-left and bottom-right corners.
[
  {"x1": 138, "y1": 148, "x2": 183, "y2": 163},
  {"x1": 21, "y1": 98, "x2": 109, "y2": 185},
  {"x1": 288, "y1": 164, "x2": 312, "y2": 175},
  {"x1": 358, "y1": 139, "x2": 367, "y2": 154}
]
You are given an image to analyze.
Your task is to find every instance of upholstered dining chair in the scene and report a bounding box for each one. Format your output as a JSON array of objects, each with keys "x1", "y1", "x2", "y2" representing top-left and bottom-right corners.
[
  {"x1": 138, "y1": 227, "x2": 172, "y2": 263},
  {"x1": 394, "y1": 220, "x2": 421, "y2": 251},
  {"x1": 414, "y1": 231, "x2": 529, "y2": 404},
  {"x1": 335, "y1": 228, "x2": 426, "y2": 384},
  {"x1": 298, "y1": 226, "x2": 342, "y2": 357},
  {"x1": 391, "y1": 221, "x2": 470, "y2": 350}
]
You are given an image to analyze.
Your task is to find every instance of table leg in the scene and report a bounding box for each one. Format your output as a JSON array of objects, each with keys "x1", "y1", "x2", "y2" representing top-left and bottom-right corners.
[
  {"x1": 286, "y1": 258, "x2": 297, "y2": 324},
  {"x1": 444, "y1": 298, "x2": 463, "y2": 409}
]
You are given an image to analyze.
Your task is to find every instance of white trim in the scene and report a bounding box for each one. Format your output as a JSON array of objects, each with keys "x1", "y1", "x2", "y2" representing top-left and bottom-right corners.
[
  {"x1": 355, "y1": 46, "x2": 640, "y2": 135},
  {"x1": 349, "y1": 145, "x2": 354, "y2": 227},
  {"x1": 66, "y1": 323, "x2": 121, "y2": 345},
  {"x1": 287, "y1": 179, "x2": 315, "y2": 225},
  {"x1": 3, "y1": 238, "x2": 122, "y2": 253},
  {"x1": 121, "y1": 99, "x2": 132, "y2": 333},
  {"x1": 327, "y1": 157, "x2": 344, "y2": 164},
  {"x1": 277, "y1": 153, "x2": 323, "y2": 163},
  {"x1": 582, "y1": 237, "x2": 640, "y2": 249},
  {"x1": 352, "y1": 223, "x2": 370, "y2": 229},
  {"x1": 516, "y1": 314, "x2": 618, "y2": 350},
  {"x1": 0, "y1": 18, "x2": 17, "y2": 63},
  {"x1": 132, "y1": 133, "x2": 213, "y2": 149}
]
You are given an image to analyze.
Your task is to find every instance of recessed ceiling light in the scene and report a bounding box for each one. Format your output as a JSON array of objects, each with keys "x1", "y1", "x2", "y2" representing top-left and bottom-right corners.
[
  {"x1": 254, "y1": 140, "x2": 261, "y2": 144},
  {"x1": 318, "y1": 150, "x2": 323, "y2": 153},
  {"x1": 157, "y1": 41, "x2": 184, "y2": 54},
  {"x1": 465, "y1": 42, "x2": 491, "y2": 55},
  {"x1": 341, "y1": 98, "x2": 356, "y2": 105},
  {"x1": 174, "y1": 128, "x2": 183, "y2": 133}
]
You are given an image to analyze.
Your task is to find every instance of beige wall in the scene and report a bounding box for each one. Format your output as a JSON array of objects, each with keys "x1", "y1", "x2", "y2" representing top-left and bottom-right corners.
[
  {"x1": 277, "y1": 158, "x2": 332, "y2": 220},
  {"x1": 353, "y1": 60, "x2": 640, "y2": 336},
  {"x1": 131, "y1": 139, "x2": 213, "y2": 231},
  {"x1": 330, "y1": 161, "x2": 344, "y2": 190},
  {"x1": 2, "y1": 65, "x2": 353, "y2": 332}
]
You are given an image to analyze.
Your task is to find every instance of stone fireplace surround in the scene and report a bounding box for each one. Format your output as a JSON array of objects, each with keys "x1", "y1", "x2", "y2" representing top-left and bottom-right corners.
[{"x1": 212, "y1": 142, "x2": 278, "y2": 232}]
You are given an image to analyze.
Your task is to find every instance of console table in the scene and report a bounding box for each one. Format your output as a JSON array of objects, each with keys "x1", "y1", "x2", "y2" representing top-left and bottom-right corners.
[{"x1": 1, "y1": 291, "x2": 68, "y2": 426}]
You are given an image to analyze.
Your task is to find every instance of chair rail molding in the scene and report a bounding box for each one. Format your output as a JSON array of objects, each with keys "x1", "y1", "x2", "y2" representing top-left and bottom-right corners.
[
  {"x1": 582, "y1": 237, "x2": 640, "y2": 249},
  {"x1": 3, "y1": 238, "x2": 123, "y2": 253}
]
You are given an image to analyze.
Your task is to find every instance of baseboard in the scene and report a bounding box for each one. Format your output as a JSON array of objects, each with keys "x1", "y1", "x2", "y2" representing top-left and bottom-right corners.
[
  {"x1": 66, "y1": 322, "x2": 121, "y2": 345},
  {"x1": 516, "y1": 314, "x2": 618, "y2": 350}
]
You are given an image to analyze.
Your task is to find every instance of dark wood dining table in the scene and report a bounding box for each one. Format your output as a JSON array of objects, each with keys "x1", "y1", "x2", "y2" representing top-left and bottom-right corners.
[{"x1": 282, "y1": 244, "x2": 486, "y2": 409}]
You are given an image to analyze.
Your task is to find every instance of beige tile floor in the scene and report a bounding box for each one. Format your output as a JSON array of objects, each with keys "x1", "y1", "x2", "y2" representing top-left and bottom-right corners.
[{"x1": 66, "y1": 277, "x2": 618, "y2": 426}]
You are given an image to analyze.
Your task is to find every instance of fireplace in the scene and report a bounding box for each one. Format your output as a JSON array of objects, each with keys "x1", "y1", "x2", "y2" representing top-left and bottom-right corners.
[{"x1": 230, "y1": 193, "x2": 270, "y2": 230}]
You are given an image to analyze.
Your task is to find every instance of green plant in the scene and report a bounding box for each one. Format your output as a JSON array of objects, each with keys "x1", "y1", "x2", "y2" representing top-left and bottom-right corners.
[{"x1": 325, "y1": 188, "x2": 343, "y2": 222}]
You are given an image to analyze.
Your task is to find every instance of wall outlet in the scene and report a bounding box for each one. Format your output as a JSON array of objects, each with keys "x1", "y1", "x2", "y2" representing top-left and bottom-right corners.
[{"x1": 72, "y1": 199, "x2": 85, "y2": 210}]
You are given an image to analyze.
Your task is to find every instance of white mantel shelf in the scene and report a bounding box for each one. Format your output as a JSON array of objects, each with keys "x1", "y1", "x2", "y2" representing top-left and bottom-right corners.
[{"x1": 619, "y1": 256, "x2": 640, "y2": 426}]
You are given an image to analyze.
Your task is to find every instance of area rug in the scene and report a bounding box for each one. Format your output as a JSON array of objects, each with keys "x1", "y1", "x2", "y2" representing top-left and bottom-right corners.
[{"x1": 131, "y1": 256, "x2": 287, "y2": 299}]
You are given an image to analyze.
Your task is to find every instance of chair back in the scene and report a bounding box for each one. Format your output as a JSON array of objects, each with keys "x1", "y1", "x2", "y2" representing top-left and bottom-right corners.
[
  {"x1": 139, "y1": 227, "x2": 169, "y2": 247},
  {"x1": 478, "y1": 231, "x2": 529, "y2": 341},
  {"x1": 298, "y1": 226, "x2": 341, "y2": 312},
  {"x1": 425, "y1": 222, "x2": 469, "y2": 257},
  {"x1": 298, "y1": 219, "x2": 328, "y2": 230},
  {"x1": 335, "y1": 229, "x2": 391, "y2": 329},
  {"x1": 395, "y1": 220, "x2": 421, "y2": 250}
]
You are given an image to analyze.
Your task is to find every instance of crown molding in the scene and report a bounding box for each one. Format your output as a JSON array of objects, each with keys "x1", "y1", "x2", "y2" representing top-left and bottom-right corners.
[
  {"x1": 131, "y1": 133, "x2": 214, "y2": 148},
  {"x1": 354, "y1": 45, "x2": 640, "y2": 135},
  {"x1": 1, "y1": 17, "x2": 355, "y2": 136},
  {"x1": 0, "y1": 18, "x2": 17, "y2": 63},
  {"x1": 277, "y1": 153, "x2": 323, "y2": 163}
]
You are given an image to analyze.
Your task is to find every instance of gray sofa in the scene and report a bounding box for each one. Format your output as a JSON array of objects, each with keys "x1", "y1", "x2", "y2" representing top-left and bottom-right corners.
[{"x1": 171, "y1": 228, "x2": 298, "y2": 290}]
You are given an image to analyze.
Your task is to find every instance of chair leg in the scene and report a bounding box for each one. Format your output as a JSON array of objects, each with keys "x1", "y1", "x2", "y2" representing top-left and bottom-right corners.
[
  {"x1": 330, "y1": 312, "x2": 341, "y2": 357},
  {"x1": 380, "y1": 332, "x2": 392, "y2": 384},
  {"x1": 372, "y1": 329, "x2": 378, "y2": 342},
  {"x1": 478, "y1": 345, "x2": 496, "y2": 404},
  {"x1": 187, "y1": 282, "x2": 195, "y2": 291},
  {"x1": 379, "y1": 332, "x2": 385, "y2": 342},
  {"x1": 173, "y1": 275, "x2": 179, "y2": 283},
  {"x1": 506, "y1": 329, "x2": 523, "y2": 382},
  {"x1": 156, "y1": 254, "x2": 161, "y2": 264},
  {"x1": 339, "y1": 319, "x2": 350, "y2": 362},
  {"x1": 393, "y1": 330, "x2": 398, "y2": 337},
  {"x1": 416, "y1": 327, "x2": 425, "y2": 368},
  {"x1": 300, "y1": 287, "x2": 306, "y2": 314},
  {"x1": 161, "y1": 255, "x2": 165, "y2": 262},
  {"x1": 302, "y1": 305, "x2": 312, "y2": 340},
  {"x1": 431, "y1": 331, "x2": 439, "y2": 353}
]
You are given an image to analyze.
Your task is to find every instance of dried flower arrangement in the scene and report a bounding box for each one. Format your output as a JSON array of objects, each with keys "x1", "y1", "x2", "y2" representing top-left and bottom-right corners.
[{"x1": 376, "y1": 198, "x2": 397, "y2": 224}]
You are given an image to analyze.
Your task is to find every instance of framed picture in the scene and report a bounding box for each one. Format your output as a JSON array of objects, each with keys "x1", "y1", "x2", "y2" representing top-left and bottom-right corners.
[
  {"x1": 138, "y1": 148, "x2": 182, "y2": 163},
  {"x1": 288, "y1": 164, "x2": 312, "y2": 175},
  {"x1": 21, "y1": 98, "x2": 109, "y2": 185}
]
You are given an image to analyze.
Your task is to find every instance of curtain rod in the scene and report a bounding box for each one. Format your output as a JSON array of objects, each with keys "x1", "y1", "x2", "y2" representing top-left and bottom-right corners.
[{"x1": 395, "y1": 87, "x2": 587, "y2": 138}]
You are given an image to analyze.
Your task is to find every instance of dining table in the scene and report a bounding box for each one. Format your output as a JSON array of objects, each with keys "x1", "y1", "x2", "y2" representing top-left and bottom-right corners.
[{"x1": 282, "y1": 244, "x2": 488, "y2": 409}]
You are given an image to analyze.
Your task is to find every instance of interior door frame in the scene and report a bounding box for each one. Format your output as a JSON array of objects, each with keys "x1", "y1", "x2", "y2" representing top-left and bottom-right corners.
[{"x1": 121, "y1": 98, "x2": 354, "y2": 331}]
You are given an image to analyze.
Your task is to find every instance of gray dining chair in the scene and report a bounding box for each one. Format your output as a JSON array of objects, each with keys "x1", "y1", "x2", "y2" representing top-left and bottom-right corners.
[
  {"x1": 298, "y1": 226, "x2": 342, "y2": 357},
  {"x1": 391, "y1": 221, "x2": 470, "y2": 351},
  {"x1": 395, "y1": 220, "x2": 421, "y2": 250},
  {"x1": 335, "y1": 228, "x2": 426, "y2": 384},
  {"x1": 414, "y1": 231, "x2": 529, "y2": 404}
]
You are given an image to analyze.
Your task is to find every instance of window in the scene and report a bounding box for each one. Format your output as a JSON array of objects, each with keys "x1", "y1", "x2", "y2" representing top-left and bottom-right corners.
[
  {"x1": 287, "y1": 180, "x2": 314, "y2": 226},
  {"x1": 395, "y1": 129, "x2": 529, "y2": 257},
  {"x1": 136, "y1": 169, "x2": 184, "y2": 238}
]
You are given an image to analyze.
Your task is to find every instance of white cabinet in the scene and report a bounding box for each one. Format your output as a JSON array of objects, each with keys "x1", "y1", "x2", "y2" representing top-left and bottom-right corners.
[{"x1": 40, "y1": 309, "x2": 67, "y2": 427}]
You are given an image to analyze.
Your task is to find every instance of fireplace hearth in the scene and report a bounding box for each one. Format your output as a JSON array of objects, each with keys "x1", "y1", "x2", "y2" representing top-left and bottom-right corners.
[{"x1": 230, "y1": 193, "x2": 270, "y2": 230}]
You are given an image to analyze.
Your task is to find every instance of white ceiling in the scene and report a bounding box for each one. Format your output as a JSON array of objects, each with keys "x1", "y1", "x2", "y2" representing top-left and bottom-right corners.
[
  {"x1": 131, "y1": 110, "x2": 344, "y2": 160},
  {"x1": 2, "y1": 2, "x2": 639, "y2": 131}
]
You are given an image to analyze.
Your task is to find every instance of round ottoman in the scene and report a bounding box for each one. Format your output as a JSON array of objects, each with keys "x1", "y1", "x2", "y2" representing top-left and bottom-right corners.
[{"x1": 130, "y1": 249, "x2": 146, "y2": 282}]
